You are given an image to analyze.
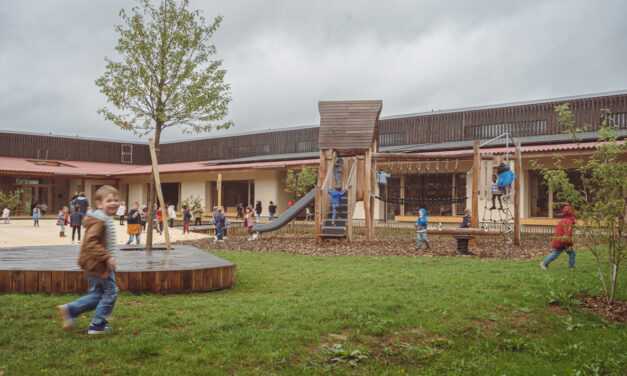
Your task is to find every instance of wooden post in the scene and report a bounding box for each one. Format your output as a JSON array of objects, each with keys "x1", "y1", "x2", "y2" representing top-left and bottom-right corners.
[
  {"x1": 316, "y1": 150, "x2": 327, "y2": 243},
  {"x1": 148, "y1": 139, "x2": 171, "y2": 251},
  {"x1": 364, "y1": 149, "x2": 373, "y2": 241},
  {"x1": 514, "y1": 140, "x2": 522, "y2": 246},
  {"x1": 81, "y1": 178, "x2": 85, "y2": 193},
  {"x1": 400, "y1": 175, "x2": 405, "y2": 216},
  {"x1": 471, "y1": 142, "x2": 480, "y2": 246},
  {"x1": 217, "y1": 174, "x2": 222, "y2": 208}
]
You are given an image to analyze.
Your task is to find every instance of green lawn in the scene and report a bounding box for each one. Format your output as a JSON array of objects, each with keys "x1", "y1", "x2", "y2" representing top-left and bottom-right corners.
[{"x1": 0, "y1": 250, "x2": 625, "y2": 375}]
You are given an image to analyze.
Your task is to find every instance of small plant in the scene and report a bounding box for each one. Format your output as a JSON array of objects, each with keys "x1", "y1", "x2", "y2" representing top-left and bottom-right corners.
[
  {"x1": 323, "y1": 343, "x2": 368, "y2": 368},
  {"x1": 0, "y1": 188, "x2": 23, "y2": 214}
]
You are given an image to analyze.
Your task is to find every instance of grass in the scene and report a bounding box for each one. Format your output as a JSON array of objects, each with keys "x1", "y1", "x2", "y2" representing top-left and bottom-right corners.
[{"x1": 0, "y1": 250, "x2": 626, "y2": 375}]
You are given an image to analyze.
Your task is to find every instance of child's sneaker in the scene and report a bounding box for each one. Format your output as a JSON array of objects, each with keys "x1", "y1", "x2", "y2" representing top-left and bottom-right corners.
[
  {"x1": 213, "y1": 236, "x2": 217, "y2": 242},
  {"x1": 56, "y1": 304, "x2": 75, "y2": 331},
  {"x1": 539, "y1": 262, "x2": 548, "y2": 270},
  {"x1": 88, "y1": 324, "x2": 113, "y2": 335},
  {"x1": 71, "y1": 240, "x2": 75, "y2": 244}
]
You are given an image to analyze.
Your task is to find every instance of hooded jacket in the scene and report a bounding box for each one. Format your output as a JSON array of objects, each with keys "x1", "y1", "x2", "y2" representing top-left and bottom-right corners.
[
  {"x1": 74, "y1": 196, "x2": 89, "y2": 214},
  {"x1": 552, "y1": 206, "x2": 576, "y2": 248},
  {"x1": 497, "y1": 164, "x2": 517, "y2": 188},
  {"x1": 77, "y1": 215, "x2": 114, "y2": 278},
  {"x1": 414, "y1": 209, "x2": 428, "y2": 231},
  {"x1": 328, "y1": 189, "x2": 347, "y2": 205}
]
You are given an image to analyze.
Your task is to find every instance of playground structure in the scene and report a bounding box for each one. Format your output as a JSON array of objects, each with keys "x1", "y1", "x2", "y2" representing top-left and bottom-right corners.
[
  {"x1": 251, "y1": 99, "x2": 522, "y2": 246},
  {"x1": 313, "y1": 100, "x2": 521, "y2": 246}
]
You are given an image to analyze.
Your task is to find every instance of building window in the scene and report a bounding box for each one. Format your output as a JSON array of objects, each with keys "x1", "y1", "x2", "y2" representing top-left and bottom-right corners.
[
  {"x1": 121, "y1": 144, "x2": 133, "y2": 163},
  {"x1": 529, "y1": 171, "x2": 549, "y2": 217},
  {"x1": 465, "y1": 120, "x2": 547, "y2": 139},
  {"x1": 608, "y1": 112, "x2": 626, "y2": 129},
  {"x1": 296, "y1": 140, "x2": 316, "y2": 152},
  {"x1": 379, "y1": 133, "x2": 405, "y2": 146}
]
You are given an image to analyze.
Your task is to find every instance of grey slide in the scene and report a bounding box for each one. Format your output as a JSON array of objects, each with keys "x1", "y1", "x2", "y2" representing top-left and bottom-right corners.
[{"x1": 252, "y1": 189, "x2": 315, "y2": 234}]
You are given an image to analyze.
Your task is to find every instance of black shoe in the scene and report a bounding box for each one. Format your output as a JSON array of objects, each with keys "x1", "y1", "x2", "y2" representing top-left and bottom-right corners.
[{"x1": 490, "y1": 206, "x2": 496, "y2": 210}]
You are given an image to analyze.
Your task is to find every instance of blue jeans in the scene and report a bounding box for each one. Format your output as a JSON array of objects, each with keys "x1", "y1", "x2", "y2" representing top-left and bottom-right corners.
[
  {"x1": 216, "y1": 226, "x2": 224, "y2": 239},
  {"x1": 332, "y1": 203, "x2": 340, "y2": 223},
  {"x1": 269, "y1": 214, "x2": 274, "y2": 220},
  {"x1": 334, "y1": 171, "x2": 341, "y2": 187},
  {"x1": 126, "y1": 234, "x2": 140, "y2": 245},
  {"x1": 256, "y1": 214, "x2": 260, "y2": 222},
  {"x1": 67, "y1": 269, "x2": 118, "y2": 326},
  {"x1": 543, "y1": 247, "x2": 575, "y2": 268},
  {"x1": 416, "y1": 231, "x2": 429, "y2": 248}
]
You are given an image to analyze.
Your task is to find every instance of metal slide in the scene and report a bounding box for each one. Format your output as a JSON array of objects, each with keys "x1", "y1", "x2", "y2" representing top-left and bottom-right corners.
[{"x1": 251, "y1": 189, "x2": 315, "y2": 234}]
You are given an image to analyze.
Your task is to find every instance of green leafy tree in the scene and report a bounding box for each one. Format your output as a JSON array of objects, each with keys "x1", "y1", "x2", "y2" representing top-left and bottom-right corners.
[
  {"x1": 96, "y1": 0, "x2": 232, "y2": 249},
  {"x1": 284, "y1": 166, "x2": 318, "y2": 199},
  {"x1": 0, "y1": 189, "x2": 23, "y2": 214},
  {"x1": 532, "y1": 103, "x2": 626, "y2": 303}
]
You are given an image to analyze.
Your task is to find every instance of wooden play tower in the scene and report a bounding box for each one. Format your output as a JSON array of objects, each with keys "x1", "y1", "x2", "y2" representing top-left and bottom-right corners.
[{"x1": 315, "y1": 100, "x2": 382, "y2": 243}]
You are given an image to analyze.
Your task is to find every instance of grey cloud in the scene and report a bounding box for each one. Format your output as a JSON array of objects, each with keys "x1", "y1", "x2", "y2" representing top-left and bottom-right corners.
[{"x1": 1, "y1": 0, "x2": 626, "y2": 143}]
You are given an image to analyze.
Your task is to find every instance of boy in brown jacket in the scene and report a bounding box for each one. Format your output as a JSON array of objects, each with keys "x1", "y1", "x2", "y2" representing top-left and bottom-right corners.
[{"x1": 56, "y1": 185, "x2": 120, "y2": 335}]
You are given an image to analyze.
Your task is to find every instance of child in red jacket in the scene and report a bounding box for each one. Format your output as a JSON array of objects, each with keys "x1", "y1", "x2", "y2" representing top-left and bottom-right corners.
[{"x1": 540, "y1": 206, "x2": 576, "y2": 270}]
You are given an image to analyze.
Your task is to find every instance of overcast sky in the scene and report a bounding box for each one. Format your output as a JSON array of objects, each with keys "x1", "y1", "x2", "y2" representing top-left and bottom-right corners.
[{"x1": 1, "y1": 0, "x2": 626, "y2": 142}]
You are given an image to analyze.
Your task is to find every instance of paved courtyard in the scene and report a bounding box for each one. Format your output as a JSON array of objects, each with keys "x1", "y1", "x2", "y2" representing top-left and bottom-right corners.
[{"x1": 0, "y1": 218, "x2": 207, "y2": 248}]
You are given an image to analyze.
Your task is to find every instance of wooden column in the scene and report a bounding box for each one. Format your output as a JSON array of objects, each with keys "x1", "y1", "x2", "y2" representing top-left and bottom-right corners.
[
  {"x1": 471, "y1": 142, "x2": 480, "y2": 245},
  {"x1": 217, "y1": 174, "x2": 222, "y2": 208},
  {"x1": 364, "y1": 149, "x2": 373, "y2": 241},
  {"x1": 148, "y1": 139, "x2": 171, "y2": 252},
  {"x1": 514, "y1": 141, "x2": 522, "y2": 246},
  {"x1": 400, "y1": 175, "x2": 405, "y2": 216},
  {"x1": 80, "y1": 178, "x2": 85, "y2": 193},
  {"x1": 315, "y1": 150, "x2": 327, "y2": 243},
  {"x1": 451, "y1": 174, "x2": 457, "y2": 216}
]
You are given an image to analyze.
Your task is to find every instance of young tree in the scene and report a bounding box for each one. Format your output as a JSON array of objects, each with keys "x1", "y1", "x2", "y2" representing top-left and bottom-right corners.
[
  {"x1": 0, "y1": 189, "x2": 23, "y2": 214},
  {"x1": 284, "y1": 166, "x2": 318, "y2": 199},
  {"x1": 532, "y1": 104, "x2": 626, "y2": 304},
  {"x1": 96, "y1": 0, "x2": 232, "y2": 249}
]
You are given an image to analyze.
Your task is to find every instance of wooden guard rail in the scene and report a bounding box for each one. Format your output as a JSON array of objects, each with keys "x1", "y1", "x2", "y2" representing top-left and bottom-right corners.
[
  {"x1": 318, "y1": 152, "x2": 337, "y2": 229},
  {"x1": 345, "y1": 158, "x2": 358, "y2": 242}
]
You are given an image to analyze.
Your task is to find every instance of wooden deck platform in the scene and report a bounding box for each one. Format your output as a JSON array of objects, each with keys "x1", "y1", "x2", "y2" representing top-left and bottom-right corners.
[{"x1": 0, "y1": 245, "x2": 236, "y2": 294}]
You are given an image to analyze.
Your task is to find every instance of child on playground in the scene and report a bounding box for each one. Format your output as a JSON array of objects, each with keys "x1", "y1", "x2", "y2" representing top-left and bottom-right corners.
[
  {"x1": 414, "y1": 208, "x2": 430, "y2": 249},
  {"x1": 126, "y1": 202, "x2": 141, "y2": 245},
  {"x1": 213, "y1": 207, "x2": 226, "y2": 242},
  {"x1": 140, "y1": 205, "x2": 148, "y2": 233},
  {"x1": 193, "y1": 204, "x2": 203, "y2": 226},
  {"x1": 490, "y1": 175, "x2": 503, "y2": 210},
  {"x1": 255, "y1": 200, "x2": 262, "y2": 222},
  {"x1": 57, "y1": 206, "x2": 68, "y2": 237},
  {"x1": 70, "y1": 206, "x2": 84, "y2": 244},
  {"x1": 540, "y1": 206, "x2": 577, "y2": 270},
  {"x1": 245, "y1": 206, "x2": 255, "y2": 240},
  {"x1": 116, "y1": 201, "x2": 126, "y2": 225},
  {"x1": 2, "y1": 207, "x2": 10, "y2": 224},
  {"x1": 33, "y1": 205, "x2": 41, "y2": 227},
  {"x1": 327, "y1": 185, "x2": 346, "y2": 226},
  {"x1": 182, "y1": 205, "x2": 191, "y2": 234},
  {"x1": 496, "y1": 163, "x2": 516, "y2": 196},
  {"x1": 154, "y1": 204, "x2": 164, "y2": 235},
  {"x1": 167, "y1": 203, "x2": 176, "y2": 228},
  {"x1": 56, "y1": 185, "x2": 120, "y2": 335},
  {"x1": 460, "y1": 208, "x2": 471, "y2": 228},
  {"x1": 268, "y1": 201, "x2": 277, "y2": 220}
]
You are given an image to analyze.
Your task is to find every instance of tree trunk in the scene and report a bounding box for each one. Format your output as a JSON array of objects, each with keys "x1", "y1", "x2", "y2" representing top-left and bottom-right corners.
[{"x1": 145, "y1": 125, "x2": 163, "y2": 251}]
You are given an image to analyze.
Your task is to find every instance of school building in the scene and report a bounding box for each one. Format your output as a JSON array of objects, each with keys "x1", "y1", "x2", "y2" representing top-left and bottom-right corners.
[{"x1": 1, "y1": 90, "x2": 626, "y2": 226}]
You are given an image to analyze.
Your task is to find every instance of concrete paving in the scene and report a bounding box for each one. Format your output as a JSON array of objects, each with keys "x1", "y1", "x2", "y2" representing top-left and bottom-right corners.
[{"x1": 0, "y1": 219, "x2": 207, "y2": 248}]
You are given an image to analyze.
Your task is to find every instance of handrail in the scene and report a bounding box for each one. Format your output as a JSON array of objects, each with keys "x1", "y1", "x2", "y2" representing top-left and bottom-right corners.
[
  {"x1": 320, "y1": 152, "x2": 336, "y2": 192},
  {"x1": 344, "y1": 159, "x2": 357, "y2": 190}
]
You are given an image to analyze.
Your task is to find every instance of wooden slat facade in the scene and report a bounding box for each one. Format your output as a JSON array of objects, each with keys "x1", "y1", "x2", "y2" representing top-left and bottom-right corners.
[
  {"x1": 318, "y1": 100, "x2": 382, "y2": 151},
  {"x1": 2, "y1": 93, "x2": 626, "y2": 165}
]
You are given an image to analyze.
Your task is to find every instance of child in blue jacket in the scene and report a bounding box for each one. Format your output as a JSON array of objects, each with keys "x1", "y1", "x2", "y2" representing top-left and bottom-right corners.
[
  {"x1": 327, "y1": 186, "x2": 346, "y2": 226},
  {"x1": 414, "y1": 208, "x2": 430, "y2": 249},
  {"x1": 497, "y1": 163, "x2": 516, "y2": 196}
]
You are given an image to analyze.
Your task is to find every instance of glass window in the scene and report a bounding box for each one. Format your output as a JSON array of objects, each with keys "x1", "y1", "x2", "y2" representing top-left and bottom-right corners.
[{"x1": 529, "y1": 171, "x2": 549, "y2": 217}]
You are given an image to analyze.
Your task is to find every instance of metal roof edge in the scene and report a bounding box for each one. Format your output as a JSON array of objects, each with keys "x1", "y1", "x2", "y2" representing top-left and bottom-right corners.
[{"x1": 380, "y1": 89, "x2": 627, "y2": 120}]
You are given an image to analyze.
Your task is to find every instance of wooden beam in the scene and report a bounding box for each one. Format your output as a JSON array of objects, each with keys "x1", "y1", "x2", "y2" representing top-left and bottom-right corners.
[
  {"x1": 148, "y1": 139, "x2": 171, "y2": 252},
  {"x1": 316, "y1": 150, "x2": 327, "y2": 243},
  {"x1": 372, "y1": 152, "x2": 476, "y2": 161},
  {"x1": 364, "y1": 149, "x2": 373, "y2": 241},
  {"x1": 514, "y1": 140, "x2": 522, "y2": 246},
  {"x1": 217, "y1": 174, "x2": 222, "y2": 208},
  {"x1": 471, "y1": 142, "x2": 480, "y2": 246},
  {"x1": 427, "y1": 228, "x2": 501, "y2": 236}
]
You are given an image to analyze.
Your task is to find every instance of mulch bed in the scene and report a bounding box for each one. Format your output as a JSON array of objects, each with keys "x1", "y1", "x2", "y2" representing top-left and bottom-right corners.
[
  {"x1": 579, "y1": 296, "x2": 627, "y2": 323},
  {"x1": 175, "y1": 233, "x2": 550, "y2": 260}
]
